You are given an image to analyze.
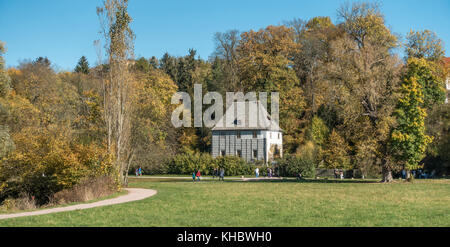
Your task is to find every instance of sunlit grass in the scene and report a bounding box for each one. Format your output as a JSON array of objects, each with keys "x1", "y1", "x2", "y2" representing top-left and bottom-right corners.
[{"x1": 0, "y1": 178, "x2": 449, "y2": 226}]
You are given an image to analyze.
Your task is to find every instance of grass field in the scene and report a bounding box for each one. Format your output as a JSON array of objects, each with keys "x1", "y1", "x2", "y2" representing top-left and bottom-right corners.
[{"x1": 0, "y1": 178, "x2": 449, "y2": 226}]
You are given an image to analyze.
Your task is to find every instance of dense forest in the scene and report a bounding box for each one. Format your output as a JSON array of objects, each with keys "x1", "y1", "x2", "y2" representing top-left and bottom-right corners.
[{"x1": 0, "y1": 1, "x2": 449, "y2": 205}]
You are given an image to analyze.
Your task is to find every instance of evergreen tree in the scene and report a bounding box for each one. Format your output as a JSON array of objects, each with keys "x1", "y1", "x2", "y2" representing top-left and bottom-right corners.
[{"x1": 74, "y1": 56, "x2": 90, "y2": 74}]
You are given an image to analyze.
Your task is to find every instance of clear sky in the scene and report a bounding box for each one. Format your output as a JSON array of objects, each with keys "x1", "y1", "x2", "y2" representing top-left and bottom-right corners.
[{"x1": 1, "y1": 0, "x2": 449, "y2": 71}]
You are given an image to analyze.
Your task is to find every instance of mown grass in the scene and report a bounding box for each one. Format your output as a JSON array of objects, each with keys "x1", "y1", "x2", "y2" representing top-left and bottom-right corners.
[{"x1": 0, "y1": 178, "x2": 449, "y2": 226}]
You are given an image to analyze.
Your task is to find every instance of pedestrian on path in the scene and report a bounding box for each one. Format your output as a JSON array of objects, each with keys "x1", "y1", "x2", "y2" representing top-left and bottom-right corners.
[
  {"x1": 196, "y1": 170, "x2": 201, "y2": 181},
  {"x1": 192, "y1": 171, "x2": 196, "y2": 182},
  {"x1": 219, "y1": 168, "x2": 225, "y2": 181},
  {"x1": 255, "y1": 167, "x2": 259, "y2": 178}
]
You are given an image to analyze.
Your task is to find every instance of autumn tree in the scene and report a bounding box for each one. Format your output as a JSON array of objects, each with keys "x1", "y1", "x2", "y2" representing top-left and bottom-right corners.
[
  {"x1": 322, "y1": 130, "x2": 351, "y2": 170},
  {"x1": 327, "y1": 2, "x2": 401, "y2": 182},
  {"x1": 131, "y1": 67, "x2": 178, "y2": 174},
  {"x1": 405, "y1": 30, "x2": 445, "y2": 62},
  {"x1": 237, "y1": 25, "x2": 306, "y2": 152},
  {"x1": 97, "y1": 0, "x2": 135, "y2": 185},
  {"x1": 211, "y1": 29, "x2": 240, "y2": 92},
  {"x1": 288, "y1": 16, "x2": 338, "y2": 116},
  {"x1": 0, "y1": 41, "x2": 15, "y2": 159}
]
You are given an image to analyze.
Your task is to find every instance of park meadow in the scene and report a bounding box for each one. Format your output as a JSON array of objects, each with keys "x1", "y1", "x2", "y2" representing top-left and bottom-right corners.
[{"x1": 0, "y1": 0, "x2": 449, "y2": 227}]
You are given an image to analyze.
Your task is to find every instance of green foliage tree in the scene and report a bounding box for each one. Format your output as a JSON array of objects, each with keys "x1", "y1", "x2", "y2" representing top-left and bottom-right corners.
[
  {"x1": 309, "y1": 116, "x2": 329, "y2": 146},
  {"x1": 390, "y1": 58, "x2": 433, "y2": 173},
  {"x1": 74, "y1": 56, "x2": 90, "y2": 74}
]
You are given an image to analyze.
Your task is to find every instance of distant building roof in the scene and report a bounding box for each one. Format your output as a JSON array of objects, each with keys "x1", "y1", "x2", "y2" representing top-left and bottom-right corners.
[
  {"x1": 212, "y1": 101, "x2": 282, "y2": 131},
  {"x1": 443, "y1": 57, "x2": 450, "y2": 67}
]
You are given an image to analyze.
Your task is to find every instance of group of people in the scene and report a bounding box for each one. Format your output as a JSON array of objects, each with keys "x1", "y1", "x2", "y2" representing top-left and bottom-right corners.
[
  {"x1": 334, "y1": 169, "x2": 344, "y2": 179},
  {"x1": 135, "y1": 166, "x2": 143, "y2": 176},
  {"x1": 192, "y1": 167, "x2": 225, "y2": 182},
  {"x1": 266, "y1": 167, "x2": 274, "y2": 178},
  {"x1": 401, "y1": 169, "x2": 436, "y2": 179}
]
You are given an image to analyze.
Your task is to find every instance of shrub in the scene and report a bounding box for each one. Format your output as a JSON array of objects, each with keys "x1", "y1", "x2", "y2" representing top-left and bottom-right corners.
[
  {"x1": 277, "y1": 154, "x2": 315, "y2": 178},
  {"x1": 166, "y1": 153, "x2": 255, "y2": 176},
  {"x1": 0, "y1": 133, "x2": 115, "y2": 205},
  {"x1": 214, "y1": 156, "x2": 253, "y2": 176},
  {"x1": 0, "y1": 192, "x2": 36, "y2": 212},
  {"x1": 167, "y1": 152, "x2": 214, "y2": 175},
  {"x1": 50, "y1": 176, "x2": 117, "y2": 204}
]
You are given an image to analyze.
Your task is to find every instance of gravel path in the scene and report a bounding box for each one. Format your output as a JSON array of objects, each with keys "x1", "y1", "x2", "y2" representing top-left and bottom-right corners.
[
  {"x1": 0, "y1": 188, "x2": 157, "y2": 220},
  {"x1": 134, "y1": 176, "x2": 284, "y2": 181}
]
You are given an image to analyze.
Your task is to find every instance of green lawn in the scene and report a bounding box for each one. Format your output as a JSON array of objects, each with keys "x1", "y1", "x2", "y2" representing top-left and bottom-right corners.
[{"x1": 0, "y1": 178, "x2": 449, "y2": 226}]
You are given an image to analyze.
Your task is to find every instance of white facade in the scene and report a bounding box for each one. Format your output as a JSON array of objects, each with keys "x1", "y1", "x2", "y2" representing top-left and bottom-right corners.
[
  {"x1": 446, "y1": 77, "x2": 450, "y2": 104},
  {"x1": 211, "y1": 101, "x2": 283, "y2": 164},
  {"x1": 262, "y1": 130, "x2": 283, "y2": 163}
]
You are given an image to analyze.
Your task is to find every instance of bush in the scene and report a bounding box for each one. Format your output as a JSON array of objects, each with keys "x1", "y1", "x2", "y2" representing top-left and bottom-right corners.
[
  {"x1": 214, "y1": 156, "x2": 253, "y2": 176},
  {"x1": 167, "y1": 152, "x2": 214, "y2": 175},
  {"x1": 50, "y1": 176, "x2": 117, "y2": 204},
  {"x1": 0, "y1": 134, "x2": 116, "y2": 205},
  {"x1": 0, "y1": 192, "x2": 36, "y2": 212},
  {"x1": 165, "y1": 153, "x2": 255, "y2": 176},
  {"x1": 277, "y1": 154, "x2": 315, "y2": 178}
]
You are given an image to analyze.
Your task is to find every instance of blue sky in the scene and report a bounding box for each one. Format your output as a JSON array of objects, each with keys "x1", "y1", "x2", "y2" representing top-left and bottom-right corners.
[{"x1": 1, "y1": 0, "x2": 449, "y2": 71}]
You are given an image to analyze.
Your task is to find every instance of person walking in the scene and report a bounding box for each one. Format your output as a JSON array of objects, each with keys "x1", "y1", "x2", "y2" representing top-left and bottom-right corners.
[
  {"x1": 255, "y1": 167, "x2": 259, "y2": 178},
  {"x1": 196, "y1": 170, "x2": 201, "y2": 181},
  {"x1": 192, "y1": 171, "x2": 196, "y2": 182},
  {"x1": 219, "y1": 168, "x2": 225, "y2": 181},
  {"x1": 135, "y1": 168, "x2": 139, "y2": 177},
  {"x1": 138, "y1": 166, "x2": 143, "y2": 176}
]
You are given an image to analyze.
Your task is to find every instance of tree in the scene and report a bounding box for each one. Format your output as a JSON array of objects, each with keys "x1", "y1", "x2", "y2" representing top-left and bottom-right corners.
[
  {"x1": 0, "y1": 41, "x2": 15, "y2": 159},
  {"x1": 131, "y1": 67, "x2": 178, "y2": 175},
  {"x1": 322, "y1": 130, "x2": 351, "y2": 170},
  {"x1": 390, "y1": 58, "x2": 433, "y2": 175},
  {"x1": 211, "y1": 30, "x2": 240, "y2": 92},
  {"x1": 405, "y1": 30, "x2": 445, "y2": 62},
  {"x1": 237, "y1": 25, "x2": 306, "y2": 152},
  {"x1": 97, "y1": 0, "x2": 135, "y2": 185},
  {"x1": 74, "y1": 56, "x2": 90, "y2": 74},
  {"x1": 160, "y1": 52, "x2": 178, "y2": 82},
  {"x1": 327, "y1": 2, "x2": 401, "y2": 182},
  {"x1": 288, "y1": 16, "x2": 337, "y2": 116},
  {"x1": 0, "y1": 42, "x2": 11, "y2": 97}
]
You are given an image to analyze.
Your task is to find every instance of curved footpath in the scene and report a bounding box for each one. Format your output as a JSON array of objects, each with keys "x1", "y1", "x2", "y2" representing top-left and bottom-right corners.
[{"x1": 0, "y1": 188, "x2": 157, "y2": 220}]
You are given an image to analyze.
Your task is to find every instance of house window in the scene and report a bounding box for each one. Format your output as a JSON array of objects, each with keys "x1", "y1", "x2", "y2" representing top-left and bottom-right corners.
[
  {"x1": 236, "y1": 150, "x2": 242, "y2": 158},
  {"x1": 221, "y1": 150, "x2": 226, "y2": 156},
  {"x1": 220, "y1": 131, "x2": 225, "y2": 139},
  {"x1": 237, "y1": 131, "x2": 241, "y2": 139},
  {"x1": 253, "y1": 131, "x2": 257, "y2": 138},
  {"x1": 253, "y1": 150, "x2": 257, "y2": 159}
]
